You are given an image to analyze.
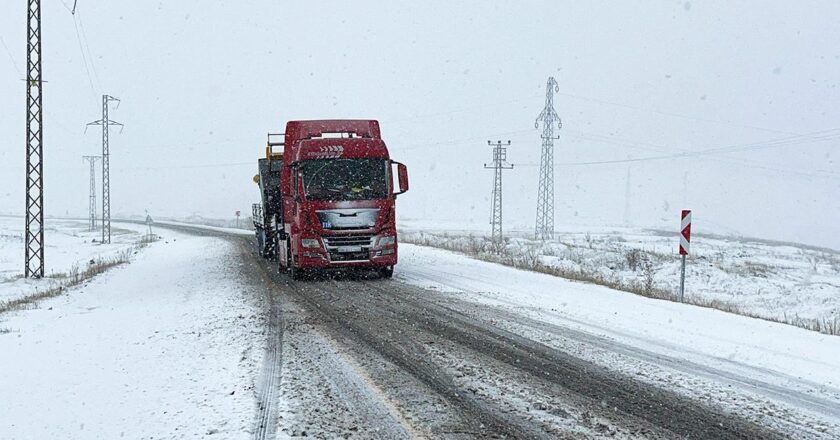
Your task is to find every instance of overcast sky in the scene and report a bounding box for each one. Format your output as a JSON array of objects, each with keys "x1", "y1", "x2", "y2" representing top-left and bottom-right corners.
[{"x1": 1, "y1": 1, "x2": 838, "y2": 248}]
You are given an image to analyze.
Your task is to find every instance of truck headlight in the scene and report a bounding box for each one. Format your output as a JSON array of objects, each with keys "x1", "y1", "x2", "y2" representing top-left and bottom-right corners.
[
  {"x1": 301, "y1": 238, "x2": 321, "y2": 249},
  {"x1": 377, "y1": 235, "x2": 396, "y2": 246}
]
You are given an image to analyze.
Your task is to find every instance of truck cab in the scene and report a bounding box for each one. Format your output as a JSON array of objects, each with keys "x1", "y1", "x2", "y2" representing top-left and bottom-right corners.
[{"x1": 258, "y1": 120, "x2": 408, "y2": 279}]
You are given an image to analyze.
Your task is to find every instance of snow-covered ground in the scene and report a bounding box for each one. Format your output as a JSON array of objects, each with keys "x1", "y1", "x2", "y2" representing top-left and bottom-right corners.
[
  {"x1": 396, "y1": 243, "x2": 840, "y2": 392},
  {"x1": 0, "y1": 227, "x2": 265, "y2": 439},
  {"x1": 2, "y1": 218, "x2": 837, "y2": 437},
  {"x1": 0, "y1": 216, "x2": 147, "y2": 304},
  {"x1": 399, "y1": 224, "x2": 840, "y2": 332}
]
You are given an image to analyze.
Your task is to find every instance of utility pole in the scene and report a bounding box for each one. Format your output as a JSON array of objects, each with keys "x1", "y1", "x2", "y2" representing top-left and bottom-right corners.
[
  {"x1": 82, "y1": 155, "x2": 100, "y2": 232},
  {"x1": 534, "y1": 76, "x2": 562, "y2": 241},
  {"x1": 87, "y1": 95, "x2": 122, "y2": 244},
  {"x1": 484, "y1": 140, "x2": 513, "y2": 244},
  {"x1": 24, "y1": 0, "x2": 44, "y2": 278}
]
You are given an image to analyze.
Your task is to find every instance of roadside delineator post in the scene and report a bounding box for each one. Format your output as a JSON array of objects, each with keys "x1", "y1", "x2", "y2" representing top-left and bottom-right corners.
[
  {"x1": 145, "y1": 213, "x2": 154, "y2": 241},
  {"x1": 679, "y1": 209, "x2": 691, "y2": 302}
]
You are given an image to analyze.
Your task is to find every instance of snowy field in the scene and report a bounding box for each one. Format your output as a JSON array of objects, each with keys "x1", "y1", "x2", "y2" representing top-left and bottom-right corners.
[
  {"x1": 0, "y1": 216, "x2": 148, "y2": 305},
  {"x1": 0, "y1": 227, "x2": 265, "y2": 439},
  {"x1": 399, "y1": 223, "x2": 840, "y2": 333}
]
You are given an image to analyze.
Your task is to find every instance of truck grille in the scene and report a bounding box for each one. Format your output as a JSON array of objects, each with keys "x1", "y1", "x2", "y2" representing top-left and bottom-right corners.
[
  {"x1": 323, "y1": 235, "x2": 374, "y2": 248},
  {"x1": 323, "y1": 234, "x2": 374, "y2": 262}
]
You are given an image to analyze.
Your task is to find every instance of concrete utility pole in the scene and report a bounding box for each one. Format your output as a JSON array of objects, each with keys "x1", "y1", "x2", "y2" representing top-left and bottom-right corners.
[
  {"x1": 82, "y1": 155, "x2": 100, "y2": 232},
  {"x1": 484, "y1": 140, "x2": 513, "y2": 243},
  {"x1": 87, "y1": 95, "x2": 122, "y2": 244},
  {"x1": 534, "y1": 76, "x2": 562, "y2": 241},
  {"x1": 24, "y1": 0, "x2": 44, "y2": 278}
]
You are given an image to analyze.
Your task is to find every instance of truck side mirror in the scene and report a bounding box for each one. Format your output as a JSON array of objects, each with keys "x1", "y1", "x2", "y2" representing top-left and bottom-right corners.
[{"x1": 394, "y1": 162, "x2": 409, "y2": 195}]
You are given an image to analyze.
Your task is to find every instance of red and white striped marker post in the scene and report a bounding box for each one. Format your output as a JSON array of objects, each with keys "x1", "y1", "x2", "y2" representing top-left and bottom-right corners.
[{"x1": 679, "y1": 210, "x2": 691, "y2": 302}]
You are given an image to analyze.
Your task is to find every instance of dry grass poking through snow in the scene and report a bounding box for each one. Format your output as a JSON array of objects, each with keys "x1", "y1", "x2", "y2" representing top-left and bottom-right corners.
[
  {"x1": 401, "y1": 231, "x2": 840, "y2": 336},
  {"x1": 0, "y1": 236, "x2": 158, "y2": 315}
]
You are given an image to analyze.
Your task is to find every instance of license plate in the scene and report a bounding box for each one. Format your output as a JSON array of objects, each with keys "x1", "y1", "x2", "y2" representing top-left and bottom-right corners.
[{"x1": 337, "y1": 246, "x2": 363, "y2": 253}]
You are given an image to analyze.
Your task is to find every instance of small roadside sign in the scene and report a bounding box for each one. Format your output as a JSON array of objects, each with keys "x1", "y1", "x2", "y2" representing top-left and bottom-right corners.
[
  {"x1": 679, "y1": 209, "x2": 691, "y2": 302},
  {"x1": 679, "y1": 210, "x2": 691, "y2": 255}
]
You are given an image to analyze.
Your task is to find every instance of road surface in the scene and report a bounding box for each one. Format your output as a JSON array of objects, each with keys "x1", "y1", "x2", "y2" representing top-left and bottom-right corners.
[{"x1": 160, "y1": 222, "x2": 840, "y2": 439}]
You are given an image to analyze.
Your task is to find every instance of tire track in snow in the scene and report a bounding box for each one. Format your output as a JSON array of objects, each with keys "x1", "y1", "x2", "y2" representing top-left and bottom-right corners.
[
  {"x1": 121, "y1": 221, "x2": 287, "y2": 438},
  {"x1": 253, "y1": 293, "x2": 282, "y2": 440},
  {"x1": 234, "y1": 239, "x2": 284, "y2": 440},
  {"x1": 355, "y1": 279, "x2": 784, "y2": 439},
  {"x1": 402, "y1": 263, "x2": 840, "y2": 429}
]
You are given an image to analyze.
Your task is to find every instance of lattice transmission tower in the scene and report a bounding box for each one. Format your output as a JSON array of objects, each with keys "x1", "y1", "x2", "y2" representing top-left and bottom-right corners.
[
  {"x1": 24, "y1": 0, "x2": 44, "y2": 278},
  {"x1": 534, "y1": 77, "x2": 562, "y2": 241},
  {"x1": 82, "y1": 155, "x2": 100, "y2": 232},
  {"x1": 484, "y1": 140, "x2": 513, "y2": 243},
  {"x1": 87, "y1": 95, "x2": 122, "y2": 244}
]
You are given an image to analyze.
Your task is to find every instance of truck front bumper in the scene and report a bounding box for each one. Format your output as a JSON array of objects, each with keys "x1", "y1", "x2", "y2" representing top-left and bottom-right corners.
[{"x1": 296, "y1": 249, "x2": 397, "y2": 269}]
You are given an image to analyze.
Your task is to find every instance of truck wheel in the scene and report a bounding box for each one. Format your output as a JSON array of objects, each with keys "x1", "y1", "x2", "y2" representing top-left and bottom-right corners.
[
  {"x1": 279, "y1": 241, "x2": 290, "y2": 274},
  {"x1": 290, "y1": 264, "x2": 302, "y2": 280},
  {"x1": 287, "y1": 242, "x2": 304, "y2": 281},
  {"x1": 255, "y1": 229, "x2": 264, "y2": 256},
  {"x1": 380, "y1": 266, "x2": 394, "y2": 279}
]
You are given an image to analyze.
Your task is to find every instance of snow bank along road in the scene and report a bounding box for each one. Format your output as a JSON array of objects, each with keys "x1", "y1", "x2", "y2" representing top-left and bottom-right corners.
[
  {"x1": 3, "y1": 222, "x2": 839, "y2": 439},
  {"x1": 162, "y1": 223, "x2": 839, "y2": 439},
  {"x1": 0, "y1": 226, "x2": 267, "y2": 439}
]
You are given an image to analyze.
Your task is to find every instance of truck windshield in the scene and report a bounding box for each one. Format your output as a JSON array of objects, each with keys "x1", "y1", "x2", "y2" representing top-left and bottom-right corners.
[{"x1": 300, "y1": 158, "x2": 388, "y2": 201}]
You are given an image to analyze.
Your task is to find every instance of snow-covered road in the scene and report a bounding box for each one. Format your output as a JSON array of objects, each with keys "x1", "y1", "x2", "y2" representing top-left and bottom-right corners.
[
  {"x1": 397, "y1": 244, "x2": 840, "y2": 436},
  {"x1": 0, "y1": 227, "x2": 265, "y2": 439},
  {"x1": 2, "y1": 222, "x2": 839, "y2": 439}
]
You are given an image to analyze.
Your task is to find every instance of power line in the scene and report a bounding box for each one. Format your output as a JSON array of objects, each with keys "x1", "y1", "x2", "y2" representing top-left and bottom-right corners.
[
  {"x1": 117, "y1": 161, "x2": 253, "y2": 171},
  {"x1": 72, "y1": 16, "x2": 97, "y2": 98},
  {"x1": 513, "y1": 127, "x2": 840, "y2": 177},
  {"x1": 0, "y1": 36, "x2": 22, "y2": 76},
  {"x1": 75, "y1": 10, "x2": 102, "y2": 88},
  {"x1": 559, "y1": 129, "x2": 840, "y2": 178},
  {"x1": 554, "y1": 90, "x2": 804, "y2": 137}
]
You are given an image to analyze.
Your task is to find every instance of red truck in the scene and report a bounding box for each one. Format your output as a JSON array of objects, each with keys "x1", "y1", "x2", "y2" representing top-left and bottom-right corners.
[{"x1": 253, "y1": 120, "x2": 409, "y2": 279}]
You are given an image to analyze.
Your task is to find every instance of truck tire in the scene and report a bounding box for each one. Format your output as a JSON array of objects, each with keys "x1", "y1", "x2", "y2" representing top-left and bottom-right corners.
[
  {"x1": 287, "y1": 242, "x2": 304, "y2": 281},
  {"x1": 255, "y1": 228, "x2": 265, "y2": 256},
  {"x1": 380, "y1": 266, "x2": 394, "y2": 279},
  {"x1": 290, "y1": 264, "x2": 302, "y2": 281}
]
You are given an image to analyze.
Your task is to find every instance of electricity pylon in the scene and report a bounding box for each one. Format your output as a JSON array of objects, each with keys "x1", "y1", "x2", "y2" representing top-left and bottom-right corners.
[
  {"x1": 484, "y1": 140, "x2": 513, "y2": 243},
  {"x1": 82, "y1": 155, "x2": 100, "y2": 232},
  {"x1": 24, "y1": 0, "x2": 44, "y2": 278},
  {"x1": 87, "y1": 95, "x2": 122, "y2": 244},
  {"x1": 534, "y1": 77, "x2": 562, "y2": 241}
]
